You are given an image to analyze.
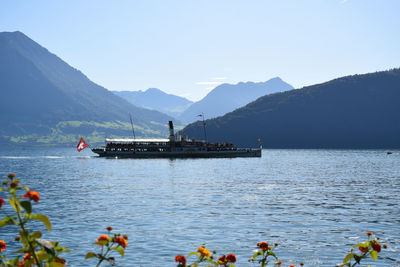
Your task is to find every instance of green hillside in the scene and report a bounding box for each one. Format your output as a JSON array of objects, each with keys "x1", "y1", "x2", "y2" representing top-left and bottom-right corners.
[
  {"x1": 0, "y1": 31, "x2": 177, "y2": 146},
  {"x1": 181, "y1": 69, "x2": 400, "y2": 149}
]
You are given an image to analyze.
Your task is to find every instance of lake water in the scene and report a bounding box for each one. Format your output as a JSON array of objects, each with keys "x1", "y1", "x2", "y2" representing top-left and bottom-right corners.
[{"x1": 0, "y1": 148, "x2": 399, "y2": 266}]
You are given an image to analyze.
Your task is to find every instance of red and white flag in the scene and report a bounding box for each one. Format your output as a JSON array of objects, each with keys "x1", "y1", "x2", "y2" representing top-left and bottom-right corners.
[{"x1": 77, "y1": 137, "x2": 88, "y2": 152}]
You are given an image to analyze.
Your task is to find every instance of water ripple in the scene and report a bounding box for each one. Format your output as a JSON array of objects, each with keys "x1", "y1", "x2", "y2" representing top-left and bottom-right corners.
[{"x1": 0, "y1": 148, "x2": 399, "y2": 266}]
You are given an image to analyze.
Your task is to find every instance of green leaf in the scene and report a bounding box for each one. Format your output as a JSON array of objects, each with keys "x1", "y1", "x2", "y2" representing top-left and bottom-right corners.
[
  {"x1": 0, "y1": 217, "x2": 14, "y2": 228},
  {"x1": 94, "y1": 240, "x2": 109, "y2": 246},
  {"x1": 36, "y1": 250, "x2": 49, "y2": 262},
  {"x1": 187, "y1": 252, "x2": 201, "y2": 258},
  {"x1": 370, "y1": 250, "x2": 378, "y2": 261},
  {"x1": 205, "y1": 258, "x2": 218, "y2": 265},
  {"x1": 29, "y1": 231, "x2": 42, "y2": 240},
  {"x1": 8, "y1": 196, "x2": 18, "y2": 213},
  {"x1": 343, "y1": 253, "x2": 354, "y2": 263},
  {"x1": 112, "y1": 246, "x2": 125, "y2": 257},
  {"x1": 48, "y1": 262, "x2": 65, "y2": 267},
  {"x1": 20, "y1": 201, "x2": 32, "y2": 214},
  {"x1": 355, "y1": 241, "x2": 370, "y2": 248},
  {"x1": 252, "y1": 251, "x2": 262, "y2": 259},
  {"x1": 14, "y1": 248, "x2": 31, "y2": 254},
  {"x1": 85, "y1": 252, "x2": 97, "y2": 259},
  {"x1": 5, "y1": 256, "x2": 20, "y2": 266},
  {"x1": 267, "y1": 251, "x2": 277, "y2": 259},
  {"x1": 30, "y1": 214, "x2": 51, "y2": 231}
]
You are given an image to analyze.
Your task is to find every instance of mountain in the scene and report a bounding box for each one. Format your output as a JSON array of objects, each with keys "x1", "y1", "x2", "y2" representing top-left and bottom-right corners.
[
  {"x1": 0, "y1": 31, "x2": 177, "y2": 146},
  {"x1": 181, "y1": 69, "x2": 400, "y2": 149},
  {"x1": 178, "y1": 78, "x2": 293, "y2": 123},
  {"x1": 113, "y1": 88, "x2": 193, "y2": 118}
]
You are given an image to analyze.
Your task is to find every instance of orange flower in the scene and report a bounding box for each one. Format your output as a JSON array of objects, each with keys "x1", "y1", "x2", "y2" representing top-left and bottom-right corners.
[
  {"x1": 0, "y1": 240, "x2": 6, "y2": 252},
  {"x1": 358, "y1": 246, "x2": 368, "y2": 253},
  {"x1": 7, "y1": 173, "x2": 16, "y2": 179},
  {"x1": 0, "y1": 198, "x2": 4, "y2": 208},
  {"x1": 276, "y1": 260, "x2": 282, "y2": 265},
  {"x1": 123, "y1": 234, "x2": 128, "y2": 240},
  {"x1": 226, "y1": 254, "x2": 236, "y2": 263},
  {"x1": 106, "y1": 226, "x2": 113, "y2": 231},
  {"x1": 114, "y1": 237, "x2": 127, "y2": 249},
  {"x1": 372, "y1": 242, "x2": 381, "y2": 252},
  {"x1": 366, "y1": 232, "x2": 373, "y2": 236},
  {"x1": 289, "y1": 265, "x2": 296, "y2": 267},
  {"x1": 175, "y1": 255, "x2": 187, "y2": 265},
  {"x1": 197, "y1": 247, "x2": 211, "y2": 257},
  {"x1": 257, "y1": 242, "x2": 269, "y2": 251},
  {"x1": 97, "y1": 235, "x2": 109, "y2": 246},
  {"x1": 24, "y1": 191, "x2": 40, "y2": 203}
]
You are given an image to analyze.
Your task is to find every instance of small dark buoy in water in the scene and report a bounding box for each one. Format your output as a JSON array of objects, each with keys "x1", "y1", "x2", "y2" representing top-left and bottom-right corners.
[{"x1": 386, "y1": 151, "x2": 392, "y2": 155}]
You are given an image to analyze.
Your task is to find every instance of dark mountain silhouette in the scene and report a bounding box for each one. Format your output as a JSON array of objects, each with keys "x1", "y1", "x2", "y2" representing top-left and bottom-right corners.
[
  {"x1": 181, "y1": 69, "x2": 400, "y2": 149},
  {"x1": 0, "y1": 31, "x2": 176, "y2": 145},
  {"x1": 114, "y1": 88, "x2": 193, "y2": 118},
  {"x1": 179, "y1": 78, "x2": 293, "y2": 123}
]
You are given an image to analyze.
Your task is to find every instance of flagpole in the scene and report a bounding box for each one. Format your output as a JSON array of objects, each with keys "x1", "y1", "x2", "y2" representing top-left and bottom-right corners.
[{"x1": 83, "y1": 137, "x2": 92, "y2": 149}]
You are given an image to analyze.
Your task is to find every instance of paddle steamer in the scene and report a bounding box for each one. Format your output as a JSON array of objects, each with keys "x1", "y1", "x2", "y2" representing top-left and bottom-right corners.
[{"x1": 91, "y1": 121, "x2": 261, "y2": 158}]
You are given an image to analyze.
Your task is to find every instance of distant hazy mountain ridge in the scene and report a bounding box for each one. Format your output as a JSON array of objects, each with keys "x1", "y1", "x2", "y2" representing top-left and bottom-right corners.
[
  {"x1": 181, "y1": 69, "x2": 400, "y2": 148},
  {"x1": 114, "y1": 88, "x2": 193, "y2": 118},
  {"x1": 0, "y1": 31, "x2": 176, "y2": 145},
  {"x1": 179, "y1": 77, "x2": 294, "y2": 123}
]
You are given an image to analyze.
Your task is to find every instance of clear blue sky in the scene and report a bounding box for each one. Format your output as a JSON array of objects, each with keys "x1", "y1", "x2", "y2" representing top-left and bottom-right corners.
[{"x1": 1, "y1": 0, "x2": 399, "y2": 101}]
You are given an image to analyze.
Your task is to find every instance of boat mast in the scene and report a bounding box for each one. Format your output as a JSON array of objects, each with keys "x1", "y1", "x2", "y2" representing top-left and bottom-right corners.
[
  {"x1": 199, "y1": 112, "x2": 208, "y2": 142},
  {"x1": 129, "y1": 113, "x2": 136, "y2": 139}
]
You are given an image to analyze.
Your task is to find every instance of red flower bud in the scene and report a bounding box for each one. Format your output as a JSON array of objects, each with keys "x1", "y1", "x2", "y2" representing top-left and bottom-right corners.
[
  {"x1": 359, "y1": 246, "x2": 368, "y2": 253},
  {"x1": 372, "y1": 242, "x2": 381, "y2": 252},
  {"x1": 10, "y1": 180, "x2": 19, "y2": 188},
  {"x1": 0, "y1": 198, "x2": 4, "y2": 208},
  {"x1": 226, "y1": 254, "x2": 236, "y2": 263},
  {"x1": 175, "y1": 255, "x2": 186, "y2": 265},
  {"x1": 257, "y1": 242, "x2": 269, "y2": 251}
]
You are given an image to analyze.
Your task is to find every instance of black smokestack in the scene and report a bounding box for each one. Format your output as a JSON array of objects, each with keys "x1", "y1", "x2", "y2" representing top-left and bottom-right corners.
[{"x1": 169, "y1": 121, "x2": 174, "y2": 139}]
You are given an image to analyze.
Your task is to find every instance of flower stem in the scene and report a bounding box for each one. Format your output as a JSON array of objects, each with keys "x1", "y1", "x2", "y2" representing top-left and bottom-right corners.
[
  {"x1": 95, "y1": 246, "x2": 112, "y2": 267},
  {"x1": 15, "y1": 201, "x2": 42, "y2": 267}
]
